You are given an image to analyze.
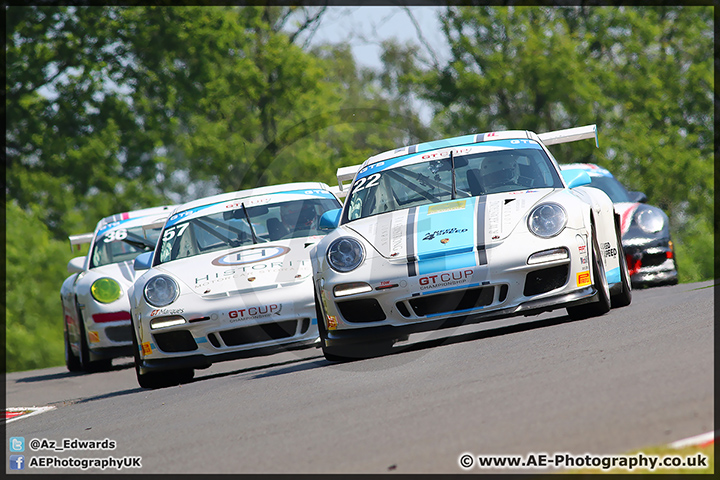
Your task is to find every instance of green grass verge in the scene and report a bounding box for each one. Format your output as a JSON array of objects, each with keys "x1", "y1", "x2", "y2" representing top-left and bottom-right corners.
[{"x1": 564, "y1": 443, "x2": 713, "y2": 474}]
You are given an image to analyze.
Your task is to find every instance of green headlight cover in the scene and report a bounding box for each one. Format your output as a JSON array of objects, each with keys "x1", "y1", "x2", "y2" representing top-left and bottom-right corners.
[{"x1": 91, "y1": 277, "x2": 122, "y2": 303}]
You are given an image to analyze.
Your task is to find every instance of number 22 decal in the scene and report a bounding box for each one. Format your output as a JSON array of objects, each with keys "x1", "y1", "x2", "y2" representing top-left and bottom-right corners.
[{"x1": 352, "y1": 173, "x2": 380, "y2": 194}]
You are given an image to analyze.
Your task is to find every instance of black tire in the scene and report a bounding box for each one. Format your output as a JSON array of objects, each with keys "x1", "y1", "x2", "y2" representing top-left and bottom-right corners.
[
  {"x1": 77, "y1": 307, "x2": 112, "y2": 373},
  {"x1": 131, "y1": 319, "x2": 193, "y2": 389},
  {"x1": 610, "y1": 216, "x2": 632, "y2": 308},
  {"x1": 64, "y1": 320, "x2": 83, "y2": 372},
  {"x1": 567, "y1": 223, "x2": 611, "y2": 320}
]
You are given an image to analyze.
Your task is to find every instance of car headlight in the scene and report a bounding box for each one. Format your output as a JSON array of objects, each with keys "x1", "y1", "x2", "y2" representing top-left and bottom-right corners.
[
  {"x1": 144, "y1": 275, "x2": 179, "y2": 307},
  {"x1": 527, "y1": 203, "x2": 567, "y2": 238},
  {"x1": 635, "y1": 207, "x2": 664, "y2": 233},
  {"x1": 327, "y1": 237, "x2": 365, "y2": 272},
  {"x1": 91, "y1": 278, "x2": 122, "y2": 304}
]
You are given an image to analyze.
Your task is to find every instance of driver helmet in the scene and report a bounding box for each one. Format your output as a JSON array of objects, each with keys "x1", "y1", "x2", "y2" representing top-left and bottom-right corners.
[
  {"x1": 281, "y1": 202, "x2": 316, "y2": 230},
  {"x1": 480, "y1": 155, "x2": 519, "y2": 189}
]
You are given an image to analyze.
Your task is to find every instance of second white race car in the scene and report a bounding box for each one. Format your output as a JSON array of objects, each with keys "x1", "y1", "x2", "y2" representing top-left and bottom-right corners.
[
  {"x1": 129, "y1": 182, "x2": 342, "y2": 388},
  {"x1": 311, "y1": 125, "x2": 632, "y2": 361}
]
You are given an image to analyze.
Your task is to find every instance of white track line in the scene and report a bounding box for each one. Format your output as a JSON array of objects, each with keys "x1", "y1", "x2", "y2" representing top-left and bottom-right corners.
[
  {"x1": 669, "y1": 430, "x2": 715, "y2": 449},
  {"x1": 4, "y1": 406, "x2": 56, "y2": 424}
]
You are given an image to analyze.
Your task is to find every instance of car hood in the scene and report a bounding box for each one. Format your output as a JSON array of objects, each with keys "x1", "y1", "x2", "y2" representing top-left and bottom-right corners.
[
  {"x1": 344, "y1": 189, "x2": 556, "y2": 259},
  {"x1": 153, "y1": 236, "x2": 323, "y2": 297},
  {"x1": 83, "y1": 260, "x2": 139, "y2": 287}
]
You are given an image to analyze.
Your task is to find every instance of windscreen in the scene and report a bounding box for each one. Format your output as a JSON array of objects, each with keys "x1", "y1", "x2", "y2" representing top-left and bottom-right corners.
[
  {"x1": 158, "y1": 197, "x2": 340, "y2": 264},
  {"x1": 585, "y1": 175, "x2": 631, "y2": 203},
  {"x1": 90, "y1": 225, "x2": 162, "y2": 268},
  {"x1": 344, "y1": 146, "x2": 563, "y2": 222}
]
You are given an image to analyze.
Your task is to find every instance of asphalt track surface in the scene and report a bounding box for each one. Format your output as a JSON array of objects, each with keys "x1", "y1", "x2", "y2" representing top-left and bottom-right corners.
[{"x1": 5, "y1": 280, "x2": 714, "y2": 474}]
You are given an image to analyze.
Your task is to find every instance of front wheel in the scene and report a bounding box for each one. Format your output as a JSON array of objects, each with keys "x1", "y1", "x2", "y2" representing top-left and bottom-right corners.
[
  {"x1": 64, "y1": 320, "x2": 83, "y2": 372},
  {"x1": 131, "y1": 319, "x2": 193, "y2": 389},
  {"x1": 567, "y1": 224, "x2": 611, "y2": 320},
  {"x1": 611, "y1": 216, "x2": 632, "y2": 308}
]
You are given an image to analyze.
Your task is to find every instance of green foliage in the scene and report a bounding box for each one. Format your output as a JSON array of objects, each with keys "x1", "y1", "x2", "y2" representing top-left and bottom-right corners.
[
  {"x1": 5, "y1": 201, "x2": 74, "y2": 372},
  {"x1": 407, "y1": 6, "x2": 713, "y2": 284}
]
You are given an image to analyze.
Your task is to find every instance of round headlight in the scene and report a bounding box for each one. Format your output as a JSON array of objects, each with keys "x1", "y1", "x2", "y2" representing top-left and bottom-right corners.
[
  {"x1": 635, "y1": 207, "x2": 664, "y2": 233},
  {"x1": 327, "y1": 237, "x2": 365, "y2": 272},
  {"x1": 528, "y1": 203, "x2": 567, "y2": 238},
  {"x1": 144, "y1": 275, "x2": 179, "y2": 307},
  {"x1": 91, "y1": 278, "x2": 122, "y2": 304}
]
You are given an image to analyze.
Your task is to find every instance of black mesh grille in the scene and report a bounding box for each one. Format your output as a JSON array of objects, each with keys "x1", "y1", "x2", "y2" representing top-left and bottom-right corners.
[
  {"x1": 105, "y1": 326, "x2": 132, "y2": 343},
  {"x1": 523, "y1": 265, "x2": 569, "y2": 296},
  {"x1": 337, "y1": 298, "x2": 386, "y2": 323},
  {"x1": 409, "y1": 287, "x2": 494, "y2": 316},
  {"x1": 153, "y1": 330, "x2": 198, "y2": 353},
  {"x1": 219, "y1": 320, "x2": 297, "y2": 347}
]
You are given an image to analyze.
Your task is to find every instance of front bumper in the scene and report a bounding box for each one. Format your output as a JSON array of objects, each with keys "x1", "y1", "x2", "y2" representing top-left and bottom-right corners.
[
  {"x1": 623, "y1": 239, "x2": 678, "y2": 287},
  {"x1": 135, "y1": 281, "x2": 320, "y2": 371},
  {"x1": 316, "y1": 226, "x2": 604, "y2": 345}
]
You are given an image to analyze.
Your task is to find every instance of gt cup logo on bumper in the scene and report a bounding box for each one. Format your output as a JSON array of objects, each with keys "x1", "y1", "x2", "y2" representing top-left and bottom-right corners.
[
  {"x1": 419, "y1": 269, "x2": 473, "y2": 290},
  {"x1": 228, "y1": 304, "x2": 282, "y2": 321}
]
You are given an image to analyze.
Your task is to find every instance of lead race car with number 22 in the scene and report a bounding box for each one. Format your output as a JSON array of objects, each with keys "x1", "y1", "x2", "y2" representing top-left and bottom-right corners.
[{"x1": 311, "y1": 124, "x2": 632, "y2": 361}]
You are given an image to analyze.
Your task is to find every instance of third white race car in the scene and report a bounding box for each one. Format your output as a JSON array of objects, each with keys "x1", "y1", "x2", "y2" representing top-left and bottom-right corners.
[{"x1": 311, "y1": 124, "x2": 632, "y2": 361}]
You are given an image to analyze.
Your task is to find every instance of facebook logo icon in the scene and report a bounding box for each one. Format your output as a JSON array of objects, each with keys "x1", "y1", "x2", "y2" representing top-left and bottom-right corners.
[{"x1": 10, "y1": 455, "x2": 25, "y2": 470}]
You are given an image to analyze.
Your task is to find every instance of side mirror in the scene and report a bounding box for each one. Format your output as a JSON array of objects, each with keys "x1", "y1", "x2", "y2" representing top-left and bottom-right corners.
[
  {"x1": 628, "y1": 191, "x2": 647, "y2": 203},
  {"x1": 134, "y1": 251, "x2": 154, "y2": 271},
  {"x1": 561, "y1": 169, "x2": 592, "y2": 189},
  {"x1": 67, "y1": 256, "x2": 86, "y2": 273},
  {"x1": 319, "y1": 208, "x2": 342, "y2": 230}
]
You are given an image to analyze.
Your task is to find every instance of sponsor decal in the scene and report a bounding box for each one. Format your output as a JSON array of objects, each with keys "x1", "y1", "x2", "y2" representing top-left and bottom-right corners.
[
  {"x1": 88, "y1": 331, "x2": 100, "y2": 343},
  {"x1": 150, "y1": 308, "x2": 184, "y2": 317},
  {"x1": 228, "y1": 304, "x2": 282, "y2": 322},
  {"x1": 422, "y1": 228, "x2": 468, "y2": 241},
  {"x1": 427, "y1": 200, "x2": 467, "y2": 215},
  {"x1": 141, "y1": 342, "x2": 152, "y2": 356},
  {"x1": 326, "y1": 315, "x2": 338, "y2": 330},
  {"x1": 419, "y1": 269, "x2": 473, "y2": 290},
  {"x1": 420, "y1": 147, "x2": 471, "y2": 160},
  {"x1": 601, "y1": 241, "x2": 618, "y2": 258},
  {"x1": 195, "y1": 259, "x2": 310, "y2": 286},
  {"x1": 577, "y1": 271, "x2": 591, "y2": 287},
  {"x1": 212, "y1": 246, "x2": 290, "y2": 267},
  {"x1": 578, "y1": 245, "x2": 586, "y2": 252}
]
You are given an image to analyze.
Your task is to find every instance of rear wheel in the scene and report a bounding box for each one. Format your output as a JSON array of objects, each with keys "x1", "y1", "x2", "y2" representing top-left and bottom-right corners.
[
  {"x1": 567, "y1": 224, "x2": 611, "y2": 320},
  {"x1": 131, "y1": 319, "x2": 193, "y2": 389},
  {"x1": 611, "y1": 216, "x2": 632, "y2": 308}
]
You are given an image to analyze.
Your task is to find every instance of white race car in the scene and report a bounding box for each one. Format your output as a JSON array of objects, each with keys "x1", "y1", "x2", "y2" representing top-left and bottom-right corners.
[
  {"x1": 311, "y1": 125, "x2": 632, "y2": 361},
  {"x1": 129, "y1": 183, "x2": 342, "y2": 388},
  {"x1": 61, "y1": 205, "x2": 176, "y2": 372}
]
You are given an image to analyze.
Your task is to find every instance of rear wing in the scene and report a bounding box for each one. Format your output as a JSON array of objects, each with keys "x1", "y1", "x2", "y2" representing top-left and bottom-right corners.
[
  {"x1": 68, "y1": 233, "x2": 94, "y2": 253},
  {"x1": 336, "y1": 164, "x2": 362, "y2": 193},
  {"x1": 537, "y1": 124, "x2": 598, "y2": 148},
  {"x1": 328, "y1": 185, "x2": 348, "y2": 201}
]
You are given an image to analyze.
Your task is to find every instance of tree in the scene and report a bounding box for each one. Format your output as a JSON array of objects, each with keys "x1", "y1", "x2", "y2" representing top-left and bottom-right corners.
[{"x1": 403, "y1": 6, "x2": 713, "y2": 283}]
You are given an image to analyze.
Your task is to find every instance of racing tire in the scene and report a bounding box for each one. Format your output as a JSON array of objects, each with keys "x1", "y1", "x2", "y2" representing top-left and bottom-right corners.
[
  {"x1": 567, "y1": 223, "x2": 611, "y2": 320},
  {"x1": 77, "y1": 307, "x2": 113, "y2": 373},
  {"x1": 131, "y1": 319, "x2": 194, "y2": 389},
  {"x1": 64, "y1": 321, "x2": 83, "y2": 372},
  {"x1": 610, "y1": 216, "x2": 632, "y2": 308}
]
